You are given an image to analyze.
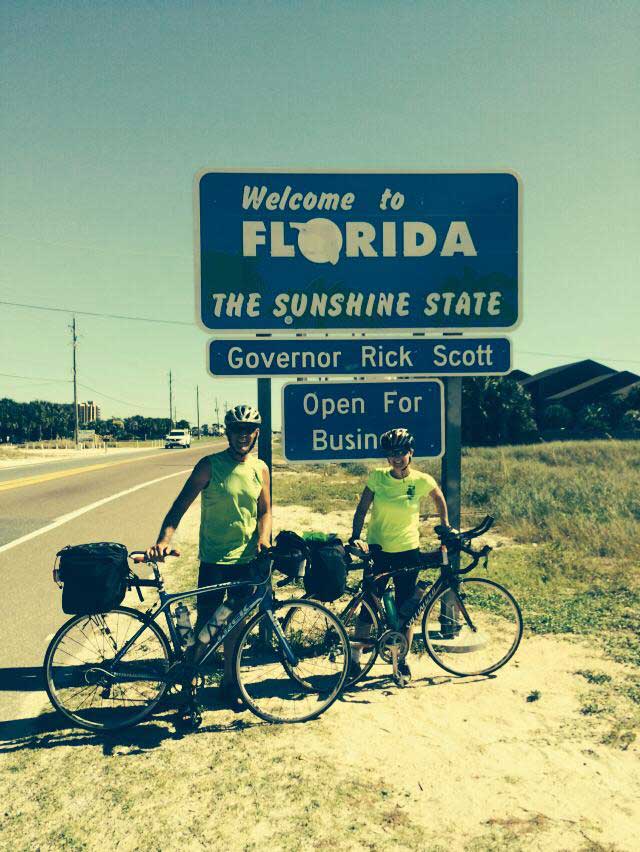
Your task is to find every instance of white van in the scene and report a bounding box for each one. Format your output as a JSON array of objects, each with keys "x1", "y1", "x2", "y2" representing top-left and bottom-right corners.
[{"x1": 164, "y1": 428, "x2": 191, "y2": 449}]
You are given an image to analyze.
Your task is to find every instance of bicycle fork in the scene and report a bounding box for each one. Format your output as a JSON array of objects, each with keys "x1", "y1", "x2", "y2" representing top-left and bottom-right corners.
[{"x1": 265, "y1": 609, "x2": 299, "y2": 667}]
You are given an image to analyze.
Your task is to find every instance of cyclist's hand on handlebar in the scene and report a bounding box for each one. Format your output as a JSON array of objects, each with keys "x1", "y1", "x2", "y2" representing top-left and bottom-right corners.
[
  {"x1": 145, "y1": 541, "x2": 180, "y2": 562},
  {"x1": 256, "y1": 537, "x2": 271, "y2": 553},
  {"x1": 348, "y1": 537, "x2": 369, "y2": 554}
]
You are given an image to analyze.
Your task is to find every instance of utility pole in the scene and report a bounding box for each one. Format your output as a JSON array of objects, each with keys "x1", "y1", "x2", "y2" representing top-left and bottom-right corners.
[
  {"x1": 168, "y1": 371, "x2": 173, "y2": 429},
  {"x1": 71, "y1": 316, "x2": 79, "y2": 448},
  {"x1": 215, "y1": 397, "x2": 220, "y2": 432},
  {"x1": 196, "y1": 385, "x2": 200, "y2": 439}
]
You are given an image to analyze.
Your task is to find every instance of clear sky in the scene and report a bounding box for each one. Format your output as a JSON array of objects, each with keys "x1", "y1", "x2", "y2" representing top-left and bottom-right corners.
[{"x1": 2, "y1": 0, "x2": 638, "y2": 428}]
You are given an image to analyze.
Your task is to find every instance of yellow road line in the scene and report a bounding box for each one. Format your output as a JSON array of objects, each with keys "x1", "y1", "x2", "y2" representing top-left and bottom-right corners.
[{"x1": 0, "y1": 450, "x2": 177, "y2": 493}]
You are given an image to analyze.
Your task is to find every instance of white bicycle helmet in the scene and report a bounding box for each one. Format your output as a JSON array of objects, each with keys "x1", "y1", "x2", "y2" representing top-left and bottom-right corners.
[
  {"x1": 224, "y1": 404, "x2": 262, "y2": 429},
  {"x1": 380, "y1": 428, "x2": 414, "y2": 454}
]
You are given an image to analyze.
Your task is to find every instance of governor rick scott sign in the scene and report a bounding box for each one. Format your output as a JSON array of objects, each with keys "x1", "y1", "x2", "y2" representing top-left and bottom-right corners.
[{"x1": 195, "y1": 170, "x2": 521, "y2": 334}]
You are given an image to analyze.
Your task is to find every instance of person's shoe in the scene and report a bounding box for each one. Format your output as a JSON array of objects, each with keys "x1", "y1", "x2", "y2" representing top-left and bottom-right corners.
[
  {"x1": 398, "y1": 660, "x2": 412, "y2": 681},
  {"x1": 176, "y1": 701, "x2": 202, "y2": 731}
]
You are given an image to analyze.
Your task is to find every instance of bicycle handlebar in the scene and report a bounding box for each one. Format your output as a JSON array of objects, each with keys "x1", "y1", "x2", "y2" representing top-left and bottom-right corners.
[
  {"x1": 130, "y1": 549, "x2": 181, "y2": 564},
  {"x1": 345, "y1": 515, "x2": 494, "y2": 576}
]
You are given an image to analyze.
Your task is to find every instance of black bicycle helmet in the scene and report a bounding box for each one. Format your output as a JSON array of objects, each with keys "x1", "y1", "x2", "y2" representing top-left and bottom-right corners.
[
  {"x1": 380, "y1": 428, "x2": 414, "y2": 453},
  {"x1": 224, "y1": 404, "x2": 262, "y2": 429}
]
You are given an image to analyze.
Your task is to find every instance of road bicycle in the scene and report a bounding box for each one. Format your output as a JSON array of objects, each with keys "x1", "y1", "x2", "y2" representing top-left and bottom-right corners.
[
  {"x1": 298, "y1": 516, "x2": 523, "y2": 688},
  {"x1": 44, "y1": 549, "x2": 350, "y2": 732}
]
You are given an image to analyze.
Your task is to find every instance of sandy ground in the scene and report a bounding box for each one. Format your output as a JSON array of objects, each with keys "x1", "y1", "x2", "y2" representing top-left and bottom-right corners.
[
  {"x1": 4, "y1": 500, "x2": 635, "y2": 850},
  {"x1": 167, "y1": 502, "x2": 640, "y2": 850}
]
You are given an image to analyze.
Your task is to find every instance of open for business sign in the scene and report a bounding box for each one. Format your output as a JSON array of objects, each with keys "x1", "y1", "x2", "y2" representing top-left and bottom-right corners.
[
  {"x1": 195, "y1": 170, "x2": 520, "y2": 335},
  {"x1": 282, "y1": 380, "x2": 444, "y2": 462}
]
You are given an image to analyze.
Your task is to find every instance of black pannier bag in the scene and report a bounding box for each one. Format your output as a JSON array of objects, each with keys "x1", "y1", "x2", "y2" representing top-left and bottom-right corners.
[
  {"x1": 57, "y1": 542, "x2": 130, "y2": 615},
  {"x1": 273, "y1": 530, "x2": 308, "y2": 581},
  {"x1": 303, "y1": 536, "x2": 347, "y2": 602}
]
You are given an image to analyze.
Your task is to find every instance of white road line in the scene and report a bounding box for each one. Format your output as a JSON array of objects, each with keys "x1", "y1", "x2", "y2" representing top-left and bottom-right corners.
[{"x1": 0, "y1": 468, "x2": 191, "y2": 555}]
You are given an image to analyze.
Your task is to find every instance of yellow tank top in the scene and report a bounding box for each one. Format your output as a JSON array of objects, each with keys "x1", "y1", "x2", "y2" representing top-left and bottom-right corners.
[{"x1": 199, "y1": 450, "x2": 266, "y2": 564}]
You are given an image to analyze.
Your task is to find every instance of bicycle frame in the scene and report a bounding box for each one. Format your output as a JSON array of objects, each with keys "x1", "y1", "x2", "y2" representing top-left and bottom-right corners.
[
  {"x1": 354, "y1": 562, "x2": 472, "y2": 635},
  {"x1": 99, "y1": 568, "x2": 300, "y2": 683}
]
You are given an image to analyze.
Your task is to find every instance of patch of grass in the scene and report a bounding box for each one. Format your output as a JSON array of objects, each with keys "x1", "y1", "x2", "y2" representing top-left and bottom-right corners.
[
  {"x1": 580, "y1": 702, "x2": 607, "y2": 716},
  {"x1": 601, "y1": 720, "x2": 637, "y2": 751},
  {"x1": 576, "y1": 670, "x2": 612, "y2": 686}
]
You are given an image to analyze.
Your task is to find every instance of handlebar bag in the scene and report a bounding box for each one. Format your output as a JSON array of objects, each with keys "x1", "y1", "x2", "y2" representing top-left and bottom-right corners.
[
  {"x1": 303, "y1": 536, "x2": 347, "y2": 602},
  {"x1": 57, "y1": 542, "x2": 130, "y2": 615},
  {"x1": 273, "y1": 530, "x2": 308, "y2": 581}
]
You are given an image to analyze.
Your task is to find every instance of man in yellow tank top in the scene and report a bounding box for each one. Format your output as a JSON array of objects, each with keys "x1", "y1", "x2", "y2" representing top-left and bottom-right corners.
[{"x1": 147, "y1": 404, "x2": 271, "y2": 710}]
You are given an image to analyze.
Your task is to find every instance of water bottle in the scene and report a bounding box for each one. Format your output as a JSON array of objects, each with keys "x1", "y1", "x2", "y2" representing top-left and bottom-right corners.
[
  {"x1": 197, "y1": 603, "x2": 233, "y2": 645},
  {"x1": 397, "y1": 580, "x2": 430, "y2": 621},
  {"x1": 174, "y1": 602, "x2": 195, "y2": 648},
  {"x1": 382, "y1": 591, "x2": 400, "y2": 631}
]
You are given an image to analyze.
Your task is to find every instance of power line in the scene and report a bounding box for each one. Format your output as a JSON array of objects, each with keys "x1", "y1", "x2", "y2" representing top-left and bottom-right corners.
[
  {"x1": 0, "y1": 300, "x2": 192, "y2": 326},
  {"x1": 2, "y1": 298, "x2": 638, "y2": 366},
  {"x1": 0, "y1": 372, "x2": 70, "y2": 383},
  {"x1": 519, "y1": 349, "x2": 640, "y2": 365},
  {"x1": 77, "y1": 382, "x2": 167, "y2": 412}
]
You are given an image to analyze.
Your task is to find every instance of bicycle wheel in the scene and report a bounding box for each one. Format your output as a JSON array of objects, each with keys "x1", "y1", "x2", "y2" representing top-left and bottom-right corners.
[
  {"x1": 422, "y1": 579, "x2": 523, "y2": 676},
  {"x1": 234, "y1": 599, "x2": 350, "y2": 723},
  {"x1": 281, "y1": 593, "x2": 380, "y2": 688},
  {"x1": 44, "y1": 607, "x2": 173, "y2": 731},
  {"x1": 337, "y1": 594, "x2": 381, "y2": 686}
]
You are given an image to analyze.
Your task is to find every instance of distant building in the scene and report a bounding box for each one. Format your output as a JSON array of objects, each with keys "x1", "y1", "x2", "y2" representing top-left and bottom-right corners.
[
  {"x1": 77, "y1": 401, "x2": 101, "y2": 424},
  {"x1": 509, "y1": 369, "x2": 531, "y2": 382},
  {"x1": 516, "y1": 360, "x2": 639, "y2": 412}
]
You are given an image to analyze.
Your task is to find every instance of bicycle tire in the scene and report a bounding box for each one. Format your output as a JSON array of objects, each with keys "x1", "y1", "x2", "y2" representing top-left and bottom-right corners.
[
  {"x1": 336, "y1": 594, "x2": 381, "y2": 686},
  {"x1": 282, "y1": 592, "x2": 381, "y2": 688},
  {"x1": 44, "y1": 606, "x2": 173, "y2": 732},
  {"x1": 421, "y1": 578, "x2": 523, "y2": 676},
  {"x1": 234, "y1": 598, "x2": 350, "y2": 723}
]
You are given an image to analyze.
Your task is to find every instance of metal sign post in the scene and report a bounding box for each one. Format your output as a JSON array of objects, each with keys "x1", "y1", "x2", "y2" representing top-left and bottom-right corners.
[{"x1": 257, "y1": 378, "x2": 273, "y2": 506}]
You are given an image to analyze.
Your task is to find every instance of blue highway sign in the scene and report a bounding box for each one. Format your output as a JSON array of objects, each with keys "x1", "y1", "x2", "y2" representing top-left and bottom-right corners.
[
  {"x1": 282, "y1": 380, "x2": 444, "y2": 462},
  {"x1": 196, "y1": 170, "x2": 520, "y2": 335},
  {"x1": 209, "y1": 336, "x2": 511, "y2": 378}
]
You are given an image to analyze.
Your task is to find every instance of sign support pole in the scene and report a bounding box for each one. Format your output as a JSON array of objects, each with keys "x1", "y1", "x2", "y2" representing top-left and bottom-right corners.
[
  {"x1": 441, "y1": 377, "x2": 462, "y2": 531},
  {"x1": 257, "y1": 378, "x2": 273, "y2": 507},
  {"x1": 441, "y1": 377, "x2": 462, "y2": 627}
]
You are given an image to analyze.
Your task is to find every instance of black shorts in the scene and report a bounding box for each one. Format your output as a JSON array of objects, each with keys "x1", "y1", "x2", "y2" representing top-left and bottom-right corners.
[
  {"x1": 196, "y1": 562, "x2": 257, "y2": 628},
  {"x1": 359, "y1": 548, "x2": 421, "y2": 624}
]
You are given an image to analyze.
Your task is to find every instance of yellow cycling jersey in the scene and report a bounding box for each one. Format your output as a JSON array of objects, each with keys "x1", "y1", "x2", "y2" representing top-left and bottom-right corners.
[{"x1": 366, "y1": 467, "x2": 437, "y2": 553}]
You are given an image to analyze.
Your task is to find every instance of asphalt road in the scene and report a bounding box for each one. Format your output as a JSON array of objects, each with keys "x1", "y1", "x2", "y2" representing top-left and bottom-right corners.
[{"x1": 0, "y1": 441, "x2": 226, "y2": 729}]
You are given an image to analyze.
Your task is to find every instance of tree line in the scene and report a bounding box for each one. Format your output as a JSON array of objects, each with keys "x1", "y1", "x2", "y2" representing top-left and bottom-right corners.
[
  {"x1": 462, "y1": 377, "x2": 640, "y2": 445},
  {"x1": 0, "y1": 398, "x2": 189, "y2": 442},
  {"x1": 1, "y1": 381, "x2": 639, "y2": 445}
]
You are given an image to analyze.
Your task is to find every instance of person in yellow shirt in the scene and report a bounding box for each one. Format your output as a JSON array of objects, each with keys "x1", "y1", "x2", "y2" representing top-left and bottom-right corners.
[
  {"x1": 147, "y1": 404, "x2": 271, "y2": 717},
  {"x1": 350, "y1": 428, "x2": 449, "y2": 681}
]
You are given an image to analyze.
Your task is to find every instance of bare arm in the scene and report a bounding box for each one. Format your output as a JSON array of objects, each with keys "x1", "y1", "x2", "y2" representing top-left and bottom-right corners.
[
  {"x1": 147, "y1": 457, "x2": 211, "y2": 559},
  {"x1": 429, "y1": 485, "x2": 450, "y2": 527},
  {"x1": 351, "y1": 486, "x2": 374, "y2": 546},
  {"x1": 256, "y1": 465, "x2": 272, "y2": 551}
]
